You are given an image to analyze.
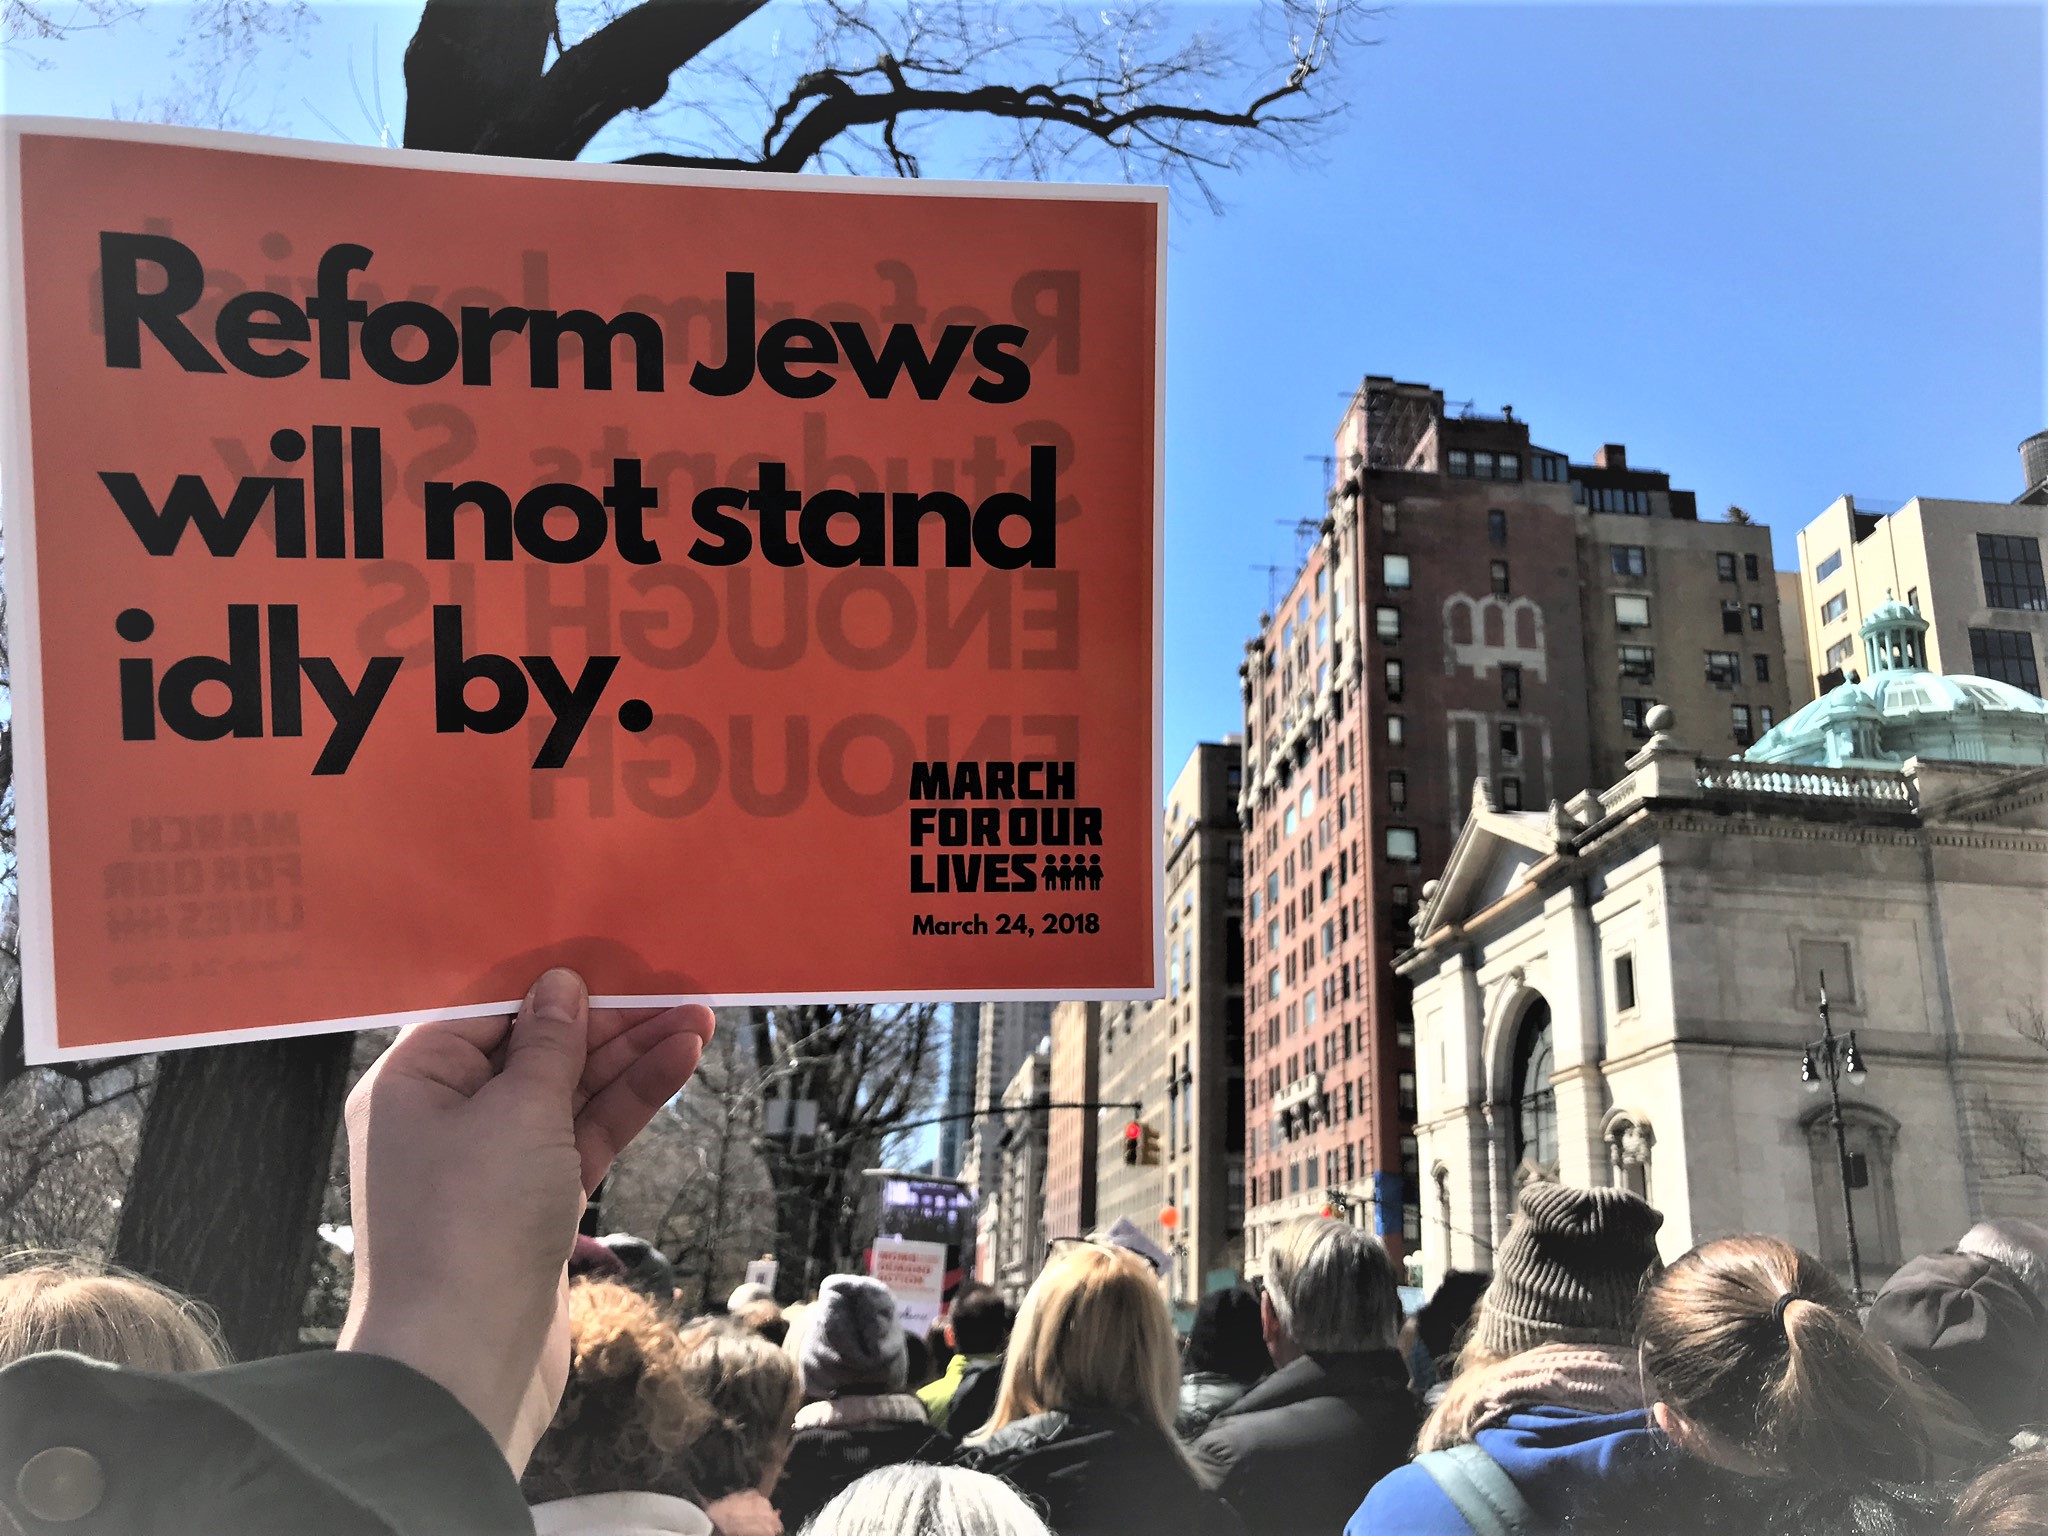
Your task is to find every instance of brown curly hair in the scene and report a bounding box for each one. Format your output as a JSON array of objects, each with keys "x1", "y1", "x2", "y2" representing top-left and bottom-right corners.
[{"x1": 522, "y1": 1280, "x2": 714, "y2": 1504}]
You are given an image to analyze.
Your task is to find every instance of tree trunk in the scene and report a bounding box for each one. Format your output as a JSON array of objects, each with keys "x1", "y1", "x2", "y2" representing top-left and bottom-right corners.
[{"x1": 112, "y1": 1035, "x2": 351, "y2": 1359}]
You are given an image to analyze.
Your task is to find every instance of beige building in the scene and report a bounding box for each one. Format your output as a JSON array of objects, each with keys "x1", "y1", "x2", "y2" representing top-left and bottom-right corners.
[
  {"x1": 1795, "y1": 492, "x2": 2047, "y2": 700},
  {"x1": 1576, "y1": 472, "x2": 1792, "y2": 779},
  {"x1": 1779, "y1": 571, "x2": 1815, "y2": 709},
  {"x1": 1399, "y1": 684, "x2": 2048, "y2": 1294},
  {"x1": 991, "y1": 1044, "x2": 1052, "y2": 1307},
  {"x1": 1094, "y1": 741, "x2": 1245, "y2": 1305}
]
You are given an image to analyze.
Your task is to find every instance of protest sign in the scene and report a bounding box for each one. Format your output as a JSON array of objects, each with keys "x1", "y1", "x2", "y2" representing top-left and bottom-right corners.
[
  {"x1": 743, "y1": 1258, "x2": 778, "y2": 1294},
  {"x1": 2, "y1": 119, "x2": 1163, "y2": 1061},
  {"x1": 867, "y1": 1236, "x2": 947, "y2": 1337}
]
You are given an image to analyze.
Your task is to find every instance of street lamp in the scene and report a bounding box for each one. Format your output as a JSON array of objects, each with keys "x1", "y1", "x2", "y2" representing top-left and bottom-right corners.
[{"x1": 1799, "y1": 970, "x2": 1870, "y2": 1300}]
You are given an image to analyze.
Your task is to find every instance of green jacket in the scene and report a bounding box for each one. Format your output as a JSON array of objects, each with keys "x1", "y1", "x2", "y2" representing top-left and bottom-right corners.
[{"x1": 917, "y1": 1351, "x2": 1003, "y2": 1431}]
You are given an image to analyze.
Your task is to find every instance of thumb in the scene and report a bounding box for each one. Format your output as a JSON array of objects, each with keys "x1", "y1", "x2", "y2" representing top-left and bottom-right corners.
[{"x1": 501, "y1": 967, "x2": 589, "y2": 1101}]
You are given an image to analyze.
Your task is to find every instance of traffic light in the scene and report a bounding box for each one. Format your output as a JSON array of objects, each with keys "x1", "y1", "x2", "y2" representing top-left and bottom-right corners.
[
  {"x1": 1140, "y1": 1124, "x2": 1162, "y2": 1166},
  {"x1": 1123, "y1": 1120, "x2": 1142, "y2": 1165}
]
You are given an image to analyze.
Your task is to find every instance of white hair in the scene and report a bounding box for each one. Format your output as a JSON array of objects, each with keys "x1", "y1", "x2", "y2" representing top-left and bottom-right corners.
[
  {"x1": 1263, "y1": 1216, "x2": 1402, "y2": 1354},
  {"x1": 728, "y1": 1282, "x2": 776, "y2": 1310},
  {"x1": 800, "y1": 1465, "x2": 1051, "y2": 1536},
  {"x1": 1959, "y1": 1219, "x2": 2048, "y2": 1304}
]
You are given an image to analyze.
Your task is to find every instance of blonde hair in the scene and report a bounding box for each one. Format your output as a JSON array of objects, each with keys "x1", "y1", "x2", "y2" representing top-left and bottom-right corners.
[
  {"x1": 973, "y1": 1242, "x2": 1178, "y2": 1442},
  {"x1": 0, "y1": 1254, "x2": 229, "y2": 1372},
  {"x1": 522, "y1": 1280, "x2": 713, "y2": 1504},
  {"x1": 676, "y1": 1322, "x2": 801, "y2": 1500}
]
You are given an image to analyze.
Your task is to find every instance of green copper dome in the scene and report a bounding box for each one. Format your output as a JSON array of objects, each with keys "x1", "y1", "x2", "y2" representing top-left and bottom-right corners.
[{"x1": 1743, "y1": 601, "x2": 2048, "y2": 769}]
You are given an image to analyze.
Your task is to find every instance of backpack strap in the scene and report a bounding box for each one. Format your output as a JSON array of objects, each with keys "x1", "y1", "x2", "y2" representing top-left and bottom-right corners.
[{"x1": 1414, "y1": 1444, "x2": 1539, "y2": 1536}]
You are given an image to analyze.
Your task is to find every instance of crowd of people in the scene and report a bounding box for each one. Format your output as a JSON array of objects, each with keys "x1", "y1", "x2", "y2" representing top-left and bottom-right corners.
[{"x1": 1, "y1": 968, "x2": 2045, "y2": 1534}]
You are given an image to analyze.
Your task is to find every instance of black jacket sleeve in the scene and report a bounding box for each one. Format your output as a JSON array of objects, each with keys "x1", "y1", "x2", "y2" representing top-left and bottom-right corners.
[{"x1": 0, "y1": 1349, "x2": 535, "y2": 1535}]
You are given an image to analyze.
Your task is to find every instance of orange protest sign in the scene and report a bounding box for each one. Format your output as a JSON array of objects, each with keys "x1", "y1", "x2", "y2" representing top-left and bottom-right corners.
[{"x1": 2, "y1": 119, "x2": 1162, "y2": 1062}]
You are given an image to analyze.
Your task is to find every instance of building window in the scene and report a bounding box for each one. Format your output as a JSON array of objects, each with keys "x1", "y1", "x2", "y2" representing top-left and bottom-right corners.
[
  {"x1": 1705, "y1": 649, "x2": 1740, "y2": 685},
  {"x1": 1384, "y1": 659, "x2": 1405, "y2": 700},
  {"x1": 1488, "y1": 509, "x2": 1508, "y2": 546},
  {"x1": 1501, "y1": 664, "x2": 1522, "y2": 708},
  {"x1": 1386, "y1": 827, "x2": 1420, "y2": 863},
  {"x1": 1614, "y1": 954, "x2": 1637, "y2": 1013},
  {"x1": 1497, "y1": 453, "x2": 1521, "y2": 481},
  {"x1": 1447, "y1": 449, "x2": 1469, "y2": 477},
  {"x1": 1490, "y1": 559, "x2": 1511, "y2": 596},
  {"x1": 1499, "y1": 777, "x2": 1522, "y2": 810},
  {"x1": 1744, "y1": 553, "x2": 1761, "y2": 581},
  {"x1": 1805, "y1": 1105, "x2": 1900, "y2": 1273},
  {"x1": 1619, "y1": 644, "x2": 1655, "y2": 682},
  {"x1": 1621, "y1": 696, "x2": 1655, "y2": 736},
  {"x1": 1499, "y1": 722, "x2": 1520, "y2": 759},
  {"x1": 1614, "y1": 594, "x2": 1651, "y2": 629},
  {"x1": 1824, "y1": 637, "x2": 1856, "y2": 672},
  {"x1": 1906, "y1": 587, "x2": 1919, "y2": 611},
  {"x1": 1820, "y1": 593, "x2": 1849, "y2": 624},
  {"x1": 1732, "y1": 704, "x2": 1753, "y2": 747},
  {"x1": 1760, "y1": 706, "x2": 1775, "y2": 730},
  {"x1": 1376, "y1": 605, "x2": 1402, "y2": 642},
  {"x1": 1722, "y1": 600, "x2": 1744, "y2": 635},
  {"x1": 1384, "y1": 554, "x2": 1412, "y2": 591},
  {"x1": 1970, "y1": 628, "x2": 2041, "y2": 695},
  {"x1": 1796, "y1": 939, "x2": 1856, "y2": 1007},
  {"x1": 1511, "y1": 999, "x2": 1558, "y2": 1178},
  {"x1": 1717, "y1": 552, "x2": 1738, "y2": 582},
  {"x1": 1611, "y1": 545, "x2": 1646, "y2": 577},
  {"x1": 1749, "y1": 603, "x2": 1765, "y2": 631},
  {"x1": 1980, "y1": 533, "x2": 2048, "y2": 610},
  {"x1": 1815, "y1": 550, "x2": 1842, "y2": 582},
  {"x1": 1472, "y1": 450, "x2": 1496, "y2": 480},
  {"x1": 1388, "y1": 769, "x2": 1407, "y2": 810},
  {"x1": 1387, "y1": 714, "x2": 1405, "y2": 747}
]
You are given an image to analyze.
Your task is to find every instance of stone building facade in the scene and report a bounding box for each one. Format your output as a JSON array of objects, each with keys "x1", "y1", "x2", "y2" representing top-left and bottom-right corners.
[
  {"x1": 1400, "y1": 615, "x2": 2048, "y2": 1291},
  {"x1": 1043, "y1": 1000, "x2": 1100, "y2": 1245},
  {"x1": 993, "y1": 1043, "x2": 1051, "y2": 1307}
]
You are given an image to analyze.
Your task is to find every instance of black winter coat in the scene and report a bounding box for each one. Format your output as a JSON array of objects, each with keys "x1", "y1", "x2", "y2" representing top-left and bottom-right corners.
[
  {"x1": 772, "y1": 1405, "x2": 953, "y2": 1533},
  {"x1": 1191, "y1": 1351, "x2": 1420, "y2": 1536},
  {"x1": 959, "y1": 1408, "x2": 1245, "y2": 1536}
]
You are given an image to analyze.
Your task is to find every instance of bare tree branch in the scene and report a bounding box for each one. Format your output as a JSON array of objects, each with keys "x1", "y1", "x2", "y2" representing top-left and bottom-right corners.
[{"x1": 479, "y1": 0, "x2": 771, "y2": 160}]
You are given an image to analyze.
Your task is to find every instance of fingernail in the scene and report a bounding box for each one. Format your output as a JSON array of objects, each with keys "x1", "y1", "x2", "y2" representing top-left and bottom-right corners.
[{"x1": 528, "y1": 967, "x2": 587, "y2": 1020}]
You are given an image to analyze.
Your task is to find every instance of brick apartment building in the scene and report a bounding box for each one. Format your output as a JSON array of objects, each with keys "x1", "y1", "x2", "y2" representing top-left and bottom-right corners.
[{"x1": 1238, "y1": 377, "x2": 1792, "y2": 1276}]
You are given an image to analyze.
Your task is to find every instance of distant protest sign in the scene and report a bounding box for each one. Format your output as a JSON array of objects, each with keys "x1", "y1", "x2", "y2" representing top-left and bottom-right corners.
[
  {"x1": 868, "y1": 1237, "x2": 947, "y2": 1337},
  {"x1": 2, "y1": 119, "x2": 1163, "y2": 1062}
]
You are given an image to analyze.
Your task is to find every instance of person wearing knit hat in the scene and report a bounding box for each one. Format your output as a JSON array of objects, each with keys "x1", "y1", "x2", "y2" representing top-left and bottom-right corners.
[
  {"x1": 772, "y1": 1275, "x2": 949, "y2": 1532},
  {"x1": 1472, "y1": 1182, "x2": 1666, "y2": 1358},
  {"x1": 1349, "y1": 1184, "x2": 1738, "y2": 1536}
]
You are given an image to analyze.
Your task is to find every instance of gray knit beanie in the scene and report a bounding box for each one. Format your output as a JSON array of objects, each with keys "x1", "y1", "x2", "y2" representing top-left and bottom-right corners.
[
  {"x1": 799, "y1": 1274, "x2": 908, "y2": 1397},
  {"x1": 1474, "y1": 1182, "x2": 1664, "y2": 1358}
]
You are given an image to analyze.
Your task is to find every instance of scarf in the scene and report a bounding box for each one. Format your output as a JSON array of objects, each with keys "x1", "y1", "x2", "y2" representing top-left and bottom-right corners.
[{"x1": 1417, "y1": 1343, "x2": 1646, "y2": 1452}]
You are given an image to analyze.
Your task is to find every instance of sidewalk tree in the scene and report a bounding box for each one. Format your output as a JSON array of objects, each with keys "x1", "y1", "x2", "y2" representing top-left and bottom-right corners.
[{"x1": 9, "y1": 0, "x2": 1366, "y2": 1353}]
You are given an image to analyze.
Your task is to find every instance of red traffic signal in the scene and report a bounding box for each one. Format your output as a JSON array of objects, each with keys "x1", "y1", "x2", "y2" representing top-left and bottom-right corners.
[{"x1": 1123, "y1": 1120, "x2": 1142, "y2": 1165}]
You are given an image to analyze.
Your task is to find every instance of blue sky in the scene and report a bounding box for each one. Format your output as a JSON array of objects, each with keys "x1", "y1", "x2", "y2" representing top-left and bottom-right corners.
[{"x1": 6, "y1": 2, "x2": 2041, "y2": 777}]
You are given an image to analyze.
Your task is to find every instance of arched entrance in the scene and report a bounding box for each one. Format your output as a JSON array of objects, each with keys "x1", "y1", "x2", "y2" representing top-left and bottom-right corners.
[{"x1": 1510, "y1": 997, "x2": 1558, "y2": 1183}]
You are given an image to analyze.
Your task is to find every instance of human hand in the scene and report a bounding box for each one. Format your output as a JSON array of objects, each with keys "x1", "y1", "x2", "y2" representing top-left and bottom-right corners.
[
  {"x1": 705, "y1": 1488, "x2": 784, "y2": 1536},
  {"x1": 337, "y1": 969, "x2": 713, "y2": 1469}
]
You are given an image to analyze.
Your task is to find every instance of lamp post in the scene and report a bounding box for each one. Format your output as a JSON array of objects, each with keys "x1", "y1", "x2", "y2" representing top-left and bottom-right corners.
[{"x1": 1800, "y1": 970, "x2": 1870, "y2": 1300}]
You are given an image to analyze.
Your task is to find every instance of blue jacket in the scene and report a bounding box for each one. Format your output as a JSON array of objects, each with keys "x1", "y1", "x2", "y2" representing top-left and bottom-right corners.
[{"x1": 1347, "y1": 1407, "x2": 1725, "y2": 1536}]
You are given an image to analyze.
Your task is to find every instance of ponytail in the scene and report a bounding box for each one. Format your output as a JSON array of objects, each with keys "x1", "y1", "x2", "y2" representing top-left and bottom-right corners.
[{"x1": 1638, "y1": 1236, "x2": 1931, "y2": 1486}]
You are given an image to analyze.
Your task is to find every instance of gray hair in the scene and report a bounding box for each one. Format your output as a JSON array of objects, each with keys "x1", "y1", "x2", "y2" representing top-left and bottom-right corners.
[
  {"x1": 1959, "y1": 1219, "x2": 2048, "y2": 1304},
  {"x1": 801, "y1": 1465, "x2": 1051, "y2": 1536},
  {"x1": 1263, "y1": 1217, "x2": 1401, "y2": 1353}
]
